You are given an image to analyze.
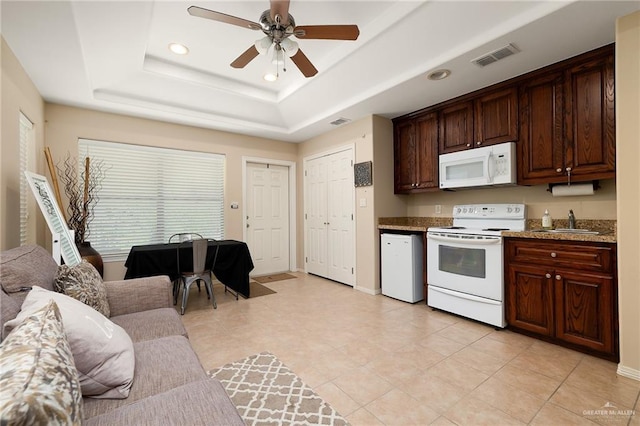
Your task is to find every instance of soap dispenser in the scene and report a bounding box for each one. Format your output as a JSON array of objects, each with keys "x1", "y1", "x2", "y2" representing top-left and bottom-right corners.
[
  {"x1": 568, "y1": 210, "x2": 576, "y2": 229},
  {"x1": 542, "y1": 209, "x2": 552, "y2": 230}
]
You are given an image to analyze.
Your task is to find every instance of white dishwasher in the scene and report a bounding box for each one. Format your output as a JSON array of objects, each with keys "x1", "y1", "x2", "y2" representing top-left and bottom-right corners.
[{"x1": 381, "y1": 233, "x2": 423, "y2": 303}]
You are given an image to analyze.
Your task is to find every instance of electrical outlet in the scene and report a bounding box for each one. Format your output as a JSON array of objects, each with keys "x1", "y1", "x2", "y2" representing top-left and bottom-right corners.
[{"x1": 435, "y1": 204, "x2": 442, "y2": 214}]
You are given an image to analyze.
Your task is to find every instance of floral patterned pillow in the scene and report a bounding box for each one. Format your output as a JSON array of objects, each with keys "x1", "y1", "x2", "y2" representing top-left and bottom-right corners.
[
  {"x1": 0, "y1": 300, "x2": 83, "y2": 425},
  {"x1": 54, "y1": 260, "x2": 110, "y2": 317}
]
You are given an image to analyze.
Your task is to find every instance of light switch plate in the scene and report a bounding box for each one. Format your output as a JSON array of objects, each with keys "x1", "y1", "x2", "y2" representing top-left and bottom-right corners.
[{"x1": 359, "y1": 198, "x2": 367, "y2": 207}]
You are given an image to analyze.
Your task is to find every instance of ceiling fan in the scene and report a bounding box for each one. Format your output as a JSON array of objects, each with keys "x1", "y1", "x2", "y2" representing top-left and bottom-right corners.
[{"x1": 187, "y1": 0, "x2": 360, "y2": 79}]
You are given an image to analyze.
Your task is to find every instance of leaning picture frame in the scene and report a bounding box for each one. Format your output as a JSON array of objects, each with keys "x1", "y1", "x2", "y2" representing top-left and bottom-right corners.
[{"x1": 25, "y1": 171, "x2": 81, "y2": 266}]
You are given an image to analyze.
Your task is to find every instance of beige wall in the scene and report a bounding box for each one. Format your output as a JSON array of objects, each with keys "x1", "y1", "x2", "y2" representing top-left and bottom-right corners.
[
  {"x1": 43, "y1": 104, "x2": 298, "y2": 280},
  {"x1": 615, "y1": 11, "x2": 640, "y2": 378},
  {"x1": 1, "y1": 37, "x2": 46, "y2": 250}
]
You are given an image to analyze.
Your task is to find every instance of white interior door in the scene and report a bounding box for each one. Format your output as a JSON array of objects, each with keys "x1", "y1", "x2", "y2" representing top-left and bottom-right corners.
[
  {"x1": 327, "y1": 151, "x2": 354, "y2": 285},
  {"x1": 306, "y1": 156, "x2": 328, "y2": 277},
  {"x1": 246, "y1": 163, "x2": 289, "y2": 276},
  {"x1": 305, "y1": 148, "x2": 354, "y2": 286}
]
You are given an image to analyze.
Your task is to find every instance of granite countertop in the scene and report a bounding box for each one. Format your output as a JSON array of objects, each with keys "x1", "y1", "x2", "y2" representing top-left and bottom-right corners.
[
  {"x1": 378, "y1": 217, "x2": 617, "y2": 243},
  {"x1": 378, "y1": 217, "x2": 452, "y2": 232}
]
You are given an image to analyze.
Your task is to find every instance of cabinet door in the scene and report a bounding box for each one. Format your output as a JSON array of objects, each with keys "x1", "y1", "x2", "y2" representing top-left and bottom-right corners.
[
  {"x1": 414, "y1": 112, "x2": 439, "y2": 189},
  {"x1": 394, "y1": 119, "x2": 416, "y2": 193},
  {"x1": 507, "y1": 264, "x2": 554, "y2": 336},
  {"x1": 439, "y1": 101, "x2": 473, "y2": 154},
  {"x1": 475, "y1": 87, "x2": 518, "y2": 147},
  {"x1": 518, "y1": 73, "x2": 565, "y2": 184},
  {"x1": 564, "y1": 52, "x2": 616, "y2": 180},
  {"x1": 554, "y1": 271, "x2": 614, "y2": 355}
]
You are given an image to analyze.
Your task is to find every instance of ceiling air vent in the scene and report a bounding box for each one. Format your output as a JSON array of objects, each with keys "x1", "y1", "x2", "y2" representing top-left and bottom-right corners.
[
  {"x1": 472, "y1": 43, "x2": 520, "y2": 68},
  {"x1": 330, "y1": 117, "x2": 351, "y2": 126}
]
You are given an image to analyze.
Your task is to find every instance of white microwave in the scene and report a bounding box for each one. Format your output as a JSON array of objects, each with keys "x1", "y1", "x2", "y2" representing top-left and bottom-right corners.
[{"x1": 439, "y1": 141, "x2": 516, "y2": 189}]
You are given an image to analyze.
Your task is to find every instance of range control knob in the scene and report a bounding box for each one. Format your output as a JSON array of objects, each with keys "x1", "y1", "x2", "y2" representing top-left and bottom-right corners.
[
  {"x1": 515, "y1": 207, "x2": 521, "y2": 213},
  {"x1": 507, "y1": 207, "x2": 513, "y2": 213}
]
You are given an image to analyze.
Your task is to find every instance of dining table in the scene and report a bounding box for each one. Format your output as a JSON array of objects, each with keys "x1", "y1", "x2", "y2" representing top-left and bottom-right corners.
[{"x1": 123, "y1": 239, "x2": 254, "y2": 298}]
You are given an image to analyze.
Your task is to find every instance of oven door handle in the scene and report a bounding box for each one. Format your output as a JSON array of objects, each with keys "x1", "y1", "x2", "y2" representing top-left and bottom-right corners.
[{"x1": 427, "y1": 234, "x2": 501, "y2": 245}]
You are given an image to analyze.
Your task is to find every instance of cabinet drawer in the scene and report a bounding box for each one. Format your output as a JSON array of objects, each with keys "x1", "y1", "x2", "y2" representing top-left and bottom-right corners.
[{"x1": 506, "y1": 240, "x2": 613, "y2": 273}]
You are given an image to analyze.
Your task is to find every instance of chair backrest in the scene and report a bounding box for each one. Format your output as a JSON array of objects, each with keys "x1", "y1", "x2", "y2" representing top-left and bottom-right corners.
[
  {"x1": 169, "y1": 232, "x2": 203, "y2": 243},
  {"x1": 192, "y1": 238, "x2": 208, "y2": 274}
]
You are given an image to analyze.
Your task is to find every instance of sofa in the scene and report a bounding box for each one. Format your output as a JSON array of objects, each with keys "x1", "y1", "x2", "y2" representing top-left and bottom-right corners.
[{"x1": 0, "y1": 245, "x2": 244, "y2": 425}]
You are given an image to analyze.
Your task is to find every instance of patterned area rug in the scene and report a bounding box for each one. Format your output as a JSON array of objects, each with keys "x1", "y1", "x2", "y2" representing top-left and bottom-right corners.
[
  {"x1": 208, "y1": 352, "x2": 348, "y2": 426},
  {"x1": 252, "y1": 273, "x2": 296, "y2": 284}
]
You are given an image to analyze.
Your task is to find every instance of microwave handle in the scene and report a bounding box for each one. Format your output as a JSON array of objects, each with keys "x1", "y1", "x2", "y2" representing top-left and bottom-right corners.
[{"x1": 486, "y1": 152, "x2": 493, "y2": 184}]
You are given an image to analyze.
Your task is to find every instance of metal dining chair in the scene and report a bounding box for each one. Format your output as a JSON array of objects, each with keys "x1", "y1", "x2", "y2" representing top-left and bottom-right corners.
[
  {"x1": 169, "y1": 233, "x2": 204, "y2": 299},
  {"x1": 177, "y1": 238, "x2": 217, "y2": 315}
]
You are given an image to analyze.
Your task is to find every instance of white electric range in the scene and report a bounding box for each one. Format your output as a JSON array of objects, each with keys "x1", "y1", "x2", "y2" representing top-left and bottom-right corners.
[{"x1": 426, "y1": 204, "x2": 526, "y2": 328}]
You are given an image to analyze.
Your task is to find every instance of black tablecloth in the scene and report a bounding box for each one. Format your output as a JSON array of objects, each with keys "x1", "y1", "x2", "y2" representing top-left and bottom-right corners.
[{"x1": 124, "y1": 240, "x2": 254, "y2": 298}]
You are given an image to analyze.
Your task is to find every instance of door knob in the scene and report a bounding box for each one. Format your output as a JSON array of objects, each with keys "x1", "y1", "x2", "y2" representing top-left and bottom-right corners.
[{"x1": 246, "y1": 223, "x2": 250, "y2": 228}]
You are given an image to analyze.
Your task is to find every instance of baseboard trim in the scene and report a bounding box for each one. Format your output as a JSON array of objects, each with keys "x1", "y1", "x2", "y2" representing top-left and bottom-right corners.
[
  {"x1": 355, "y1": 286, "x2": 379, "y2": 296},
  {"x1": 617, "y1": 364, "x2": 640, "y2": 381}
]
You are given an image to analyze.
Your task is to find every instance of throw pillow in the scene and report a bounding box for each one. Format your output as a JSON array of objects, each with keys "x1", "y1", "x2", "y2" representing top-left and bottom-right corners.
[
  {"x1": 4, "y1": 286, "x2": 135, "y2": 399},
  {"x1": 0, "y1": 300, "x2": 83, "y2": 425},
  {"x1": 54, "y1": 260, "x2": 110, "y2": 317}
]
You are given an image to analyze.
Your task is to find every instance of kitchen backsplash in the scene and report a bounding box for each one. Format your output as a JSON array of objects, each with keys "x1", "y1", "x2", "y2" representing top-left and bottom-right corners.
[{"x1": 405, "y1": 179, "x2": 616, "y2": 220}]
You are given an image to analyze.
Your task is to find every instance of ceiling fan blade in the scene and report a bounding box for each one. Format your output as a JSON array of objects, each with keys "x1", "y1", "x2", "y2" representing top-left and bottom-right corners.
[
  {"x1": 270, "y1": 0, "x2": 290, "y2": 26},
  {"x1": 290, "y1": 49, "x2": 318, "y2": 78},
  {"x1": 187, "y1": 5, "x2": 261, "y2": 31},
  {"x1": 294, "y1": 25, "x2": 360, "y2": 40},
  {"x1": 231, "y1": 45, "x2": 260, "y2": 68}
]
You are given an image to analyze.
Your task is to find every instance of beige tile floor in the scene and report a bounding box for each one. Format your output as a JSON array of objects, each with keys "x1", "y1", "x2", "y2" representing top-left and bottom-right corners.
[{"x1": 179, "y1": 272, "x2": 640, "y2": 426}]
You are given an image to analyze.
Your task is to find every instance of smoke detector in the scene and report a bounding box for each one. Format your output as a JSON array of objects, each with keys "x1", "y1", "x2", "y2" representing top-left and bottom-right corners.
[{"x1": 472, "y1": 44, "x2": 520, "y2": 67}]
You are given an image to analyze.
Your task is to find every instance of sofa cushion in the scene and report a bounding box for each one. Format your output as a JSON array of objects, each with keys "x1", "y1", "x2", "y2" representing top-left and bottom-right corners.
[
  {"x1": 0, "y1": 288, "x2": 22, "y2": 338},
  {"x1": 0, "y1": 245, "x2": 57, "y2": 294},
  {"x1": 82, "y1": 335, "x2": 208, "y2": 419},
  {"x1": 0, "y1": 300, "x2": 83, "y2": 425},
  {"x1": 83, "y1": 379, "x2": 244, "y2": 426},
  {"x1": 54, "y1": 260, "x2": 110, "y2": 317},
  {"x1": 110, "y1": 307, "x2": 188, "y2": 343},
  {"x1": 5, "y1": 286, "x2": 135, "y2": 399}
]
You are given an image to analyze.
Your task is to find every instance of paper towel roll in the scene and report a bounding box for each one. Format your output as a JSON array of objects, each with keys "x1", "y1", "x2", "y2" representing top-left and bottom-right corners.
[{"x1": 551, "y1": 182, "x2": 594, "y2": 197}]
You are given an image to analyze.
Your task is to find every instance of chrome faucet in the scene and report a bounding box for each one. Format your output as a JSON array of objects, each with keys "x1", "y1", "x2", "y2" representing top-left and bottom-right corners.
[{"x1": 568, "y1": 210, "x2": 576, "y2": 229}]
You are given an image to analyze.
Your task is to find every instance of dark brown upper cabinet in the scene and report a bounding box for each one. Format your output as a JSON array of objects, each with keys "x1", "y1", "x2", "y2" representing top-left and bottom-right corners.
[
  {"x1": 394, "y1": 112, "x2": 439, "y2": 194},
  {"x1": 439, "y1": 87, "x2": 518, "y2": 154},
  {"x1": 518, "y1": 45, "x2": 615, "y2": 185}
]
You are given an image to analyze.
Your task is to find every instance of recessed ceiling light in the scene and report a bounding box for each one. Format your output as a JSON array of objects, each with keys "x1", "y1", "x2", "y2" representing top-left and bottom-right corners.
[
  {"x1": 427, "y1": 69, "x2": 451, "y2": 81},
  {"x1": 263, "y1": 73, "x2": 278, "y2": 82},
  {"x1": 168, "y1": 43, "x2": 189, "y2": 55}
]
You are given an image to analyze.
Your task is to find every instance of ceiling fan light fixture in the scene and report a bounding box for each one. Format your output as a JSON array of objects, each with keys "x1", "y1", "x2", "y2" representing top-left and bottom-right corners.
[
  {"x1": 427, "y1": 69, "x2": 451, "y2": 81},
  {"x1": 280, "y1": 38, "x2": 299, "y2": 57},
  {"x1": 255, "y1": 36, "x2": 273, "y2": 55},
  {"x1": 168, "y1": 43, "x2": 189, "y2": 55}
]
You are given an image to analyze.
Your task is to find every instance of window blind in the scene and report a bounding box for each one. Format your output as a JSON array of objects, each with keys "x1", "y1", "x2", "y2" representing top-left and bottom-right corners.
[
  {"x1": 78, "y1": 139, "x2": 225, "y2": 261},
  {"x1": 19, "y1": 113, "x2": 34, "y2": 245}
]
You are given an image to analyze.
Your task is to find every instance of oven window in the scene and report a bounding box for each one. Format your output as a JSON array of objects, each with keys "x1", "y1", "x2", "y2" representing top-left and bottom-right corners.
[{"x1": 438, "y1": 245, "x2": 486, "y2": 278}]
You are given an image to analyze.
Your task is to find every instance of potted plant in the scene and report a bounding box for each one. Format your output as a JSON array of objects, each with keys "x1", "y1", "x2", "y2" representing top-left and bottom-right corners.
[{"x1": 56, "y1": 153, "x2": 107, "y2": 276}]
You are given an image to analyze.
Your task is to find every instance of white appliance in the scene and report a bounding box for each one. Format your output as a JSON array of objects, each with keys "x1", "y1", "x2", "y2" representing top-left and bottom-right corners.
[
  {"x1": 427, "y1": 204, "x2": 526, "y2": 327},
  {"x1": 439, "y1": 142, "x2": 516, "y2": 189},
  {"x1": 381, "y1": 233, "x2": 423, "y2": 303}
]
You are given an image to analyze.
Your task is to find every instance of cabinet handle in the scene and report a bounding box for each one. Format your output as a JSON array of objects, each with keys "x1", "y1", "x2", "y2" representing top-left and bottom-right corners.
[
  {"x1": 545, "y1": 273, "x2": 551, "y2": 279},
  {"x1": 556, "y1": 168, "x2": 562, "y2": 173},
  {"x1": 476, "y1": 141, "x2": 482, "y2": 145},
  {"x1": 555, "y1": 274, "x2": 562, "y2": 281},
  {"x1": 466, "y1": 143, "x2": 471, "y2": 147},
  {"x1": 550, "y1": 252, "x2": 557, "y2": 258}
]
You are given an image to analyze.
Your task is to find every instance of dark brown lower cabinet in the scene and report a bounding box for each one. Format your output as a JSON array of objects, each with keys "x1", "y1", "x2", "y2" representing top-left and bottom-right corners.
[{"x1": 505, "y1": 238, "x2": 618, "y2": 361}]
